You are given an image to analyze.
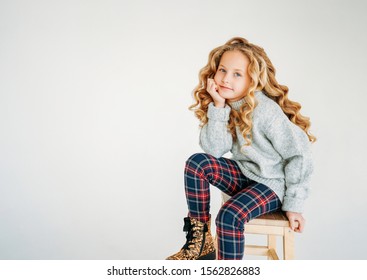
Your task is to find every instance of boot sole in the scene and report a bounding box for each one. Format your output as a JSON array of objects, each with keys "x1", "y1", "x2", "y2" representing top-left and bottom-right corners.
[{"x1": 197, "y1": 250, "x2": 216, "y2": 260}]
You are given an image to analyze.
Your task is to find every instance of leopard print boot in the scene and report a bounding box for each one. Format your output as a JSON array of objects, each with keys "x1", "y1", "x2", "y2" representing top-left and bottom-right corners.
[{"x1": 166, "y1": 216, "x2": 216, "y2": 260}]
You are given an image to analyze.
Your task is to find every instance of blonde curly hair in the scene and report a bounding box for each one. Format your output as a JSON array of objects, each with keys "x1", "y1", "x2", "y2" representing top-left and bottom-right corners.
[{"x1": 189, "y1": 37, "x2": 316, "y2": 146}]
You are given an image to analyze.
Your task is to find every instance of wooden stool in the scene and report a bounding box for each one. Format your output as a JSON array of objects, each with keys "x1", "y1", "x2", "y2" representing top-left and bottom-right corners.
[
  {"x1": 219, "y1": 193, "x2": 295, "y2": 260},
  {"x1": 244, "y1": 211, "x2": 294, "y2": 260}
]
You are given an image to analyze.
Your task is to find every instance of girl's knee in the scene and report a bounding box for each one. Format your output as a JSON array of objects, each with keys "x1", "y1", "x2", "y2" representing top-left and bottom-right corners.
[
  {"x1": 215, "y1": 206, "x2": 245, "y2": 230},
  {"x1": 186, "y1": 153, "x2": 211, "y2": 166}
]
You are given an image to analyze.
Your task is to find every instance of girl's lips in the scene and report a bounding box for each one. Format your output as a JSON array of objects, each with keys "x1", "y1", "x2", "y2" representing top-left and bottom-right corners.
[{"x1": 220, "y1": 85, "x2": 233, "y2": 91}]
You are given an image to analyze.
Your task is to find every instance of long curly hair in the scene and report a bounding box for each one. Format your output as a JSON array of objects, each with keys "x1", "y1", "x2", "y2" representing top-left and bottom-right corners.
[{"x1": 189, "y1": 37, "x2": 316, "y2": 146}]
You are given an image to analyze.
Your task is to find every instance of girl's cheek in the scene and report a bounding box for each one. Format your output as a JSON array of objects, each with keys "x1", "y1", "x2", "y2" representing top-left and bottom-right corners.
[{"x1": 214, "y1": 74, "x2": 220, "y2": 84}]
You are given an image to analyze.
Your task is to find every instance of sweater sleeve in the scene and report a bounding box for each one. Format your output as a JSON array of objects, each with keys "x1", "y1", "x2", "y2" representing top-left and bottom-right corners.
[
  {"x1": 199, "y1": 102, "x2": 233, "y2": 158},
  {"x1": 265, "y1": 113, "x2": 314, "y2": 213}
]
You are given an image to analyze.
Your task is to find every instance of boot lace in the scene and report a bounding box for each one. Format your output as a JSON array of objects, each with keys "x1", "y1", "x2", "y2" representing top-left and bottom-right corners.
[{"x1": 182, "y1": 217, "x2": 208, "y2": 257}]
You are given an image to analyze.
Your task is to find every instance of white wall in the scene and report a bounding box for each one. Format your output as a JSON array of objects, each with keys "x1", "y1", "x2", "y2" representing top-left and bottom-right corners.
[{"x1": 1, "y1": 0, "x2": 366, "y2": 260}]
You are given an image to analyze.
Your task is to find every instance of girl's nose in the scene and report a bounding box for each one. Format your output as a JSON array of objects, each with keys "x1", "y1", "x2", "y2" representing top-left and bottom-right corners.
[{"x1": 222, "y1": 73, "x2": 230, "y2": 84}]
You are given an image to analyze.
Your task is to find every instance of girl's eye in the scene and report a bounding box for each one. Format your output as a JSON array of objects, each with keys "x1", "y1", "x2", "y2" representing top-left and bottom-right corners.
[
  {"x1": 234, "y1": 72, "x2": 242, "y2": 77},
  {"x1": 219, "y1": 68, "x2": 226, "y2": 72}
]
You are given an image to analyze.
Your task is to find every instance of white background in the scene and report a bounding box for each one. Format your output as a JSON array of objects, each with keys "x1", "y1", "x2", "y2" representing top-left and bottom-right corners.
[{"x1": 1, "y1": 0, "x2": 367, "y2": 260}]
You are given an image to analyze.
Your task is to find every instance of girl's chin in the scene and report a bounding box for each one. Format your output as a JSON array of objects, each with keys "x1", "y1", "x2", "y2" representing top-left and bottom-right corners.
[
  {"x1": 220, "y1": 93, "x2": 238, "y2": 101},
  {"x1": 219, "y1": 92, "x2": 246, "y2": 102},
  {"x1": 218, "y1": 92, "x2": 234, "y2": 98}
]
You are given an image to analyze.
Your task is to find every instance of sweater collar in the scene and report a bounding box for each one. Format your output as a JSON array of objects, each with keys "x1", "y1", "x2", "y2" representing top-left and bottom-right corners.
[
  {"x1": 228, "y1": 91, "x2": 263, "y2": 111},
  {"x1": 228, "y1": 97, "x2": 246, "y2": 111}
]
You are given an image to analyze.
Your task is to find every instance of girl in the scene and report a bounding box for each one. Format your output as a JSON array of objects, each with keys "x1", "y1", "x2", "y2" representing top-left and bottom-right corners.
[{"x1": 166, "y1": 37, "x2": 316, "y2": 260}]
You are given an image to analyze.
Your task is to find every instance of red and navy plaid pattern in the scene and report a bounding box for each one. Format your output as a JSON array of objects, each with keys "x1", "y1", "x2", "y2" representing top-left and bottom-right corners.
[{"x1": 184, "y1": 153, "x2": 281, "y2": 260}]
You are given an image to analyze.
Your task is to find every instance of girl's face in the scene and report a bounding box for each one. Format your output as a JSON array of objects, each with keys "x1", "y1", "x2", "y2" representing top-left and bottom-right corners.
[{"x1": 214, "y1": 50, "x2": 251, "y2": 102}]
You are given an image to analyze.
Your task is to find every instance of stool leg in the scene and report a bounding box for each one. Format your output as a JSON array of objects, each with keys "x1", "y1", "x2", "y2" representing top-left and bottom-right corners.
[
  {"x1": 214, "y1": 234, "x2": 218, "y2": 259},
  {"x1": 267, "y1": 235, "x2": 277, "y2": 260},
  {"x1": 283, "y1": 228, "x2": 295, "y2": 260}
]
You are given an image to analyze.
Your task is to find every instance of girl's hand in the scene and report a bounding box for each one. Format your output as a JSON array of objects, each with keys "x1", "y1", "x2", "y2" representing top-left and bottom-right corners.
[
  {"x1": 285, "y1": 211, "x2": 305, "y2": 233},
  {"x1": 207, "y1": 78, "x2": 226, "y2": 108}
]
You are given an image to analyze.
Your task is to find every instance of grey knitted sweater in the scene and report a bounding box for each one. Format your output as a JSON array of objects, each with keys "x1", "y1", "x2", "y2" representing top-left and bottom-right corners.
[{"x1": 199, "y1": 91, "x2": 313, "y2": 213}]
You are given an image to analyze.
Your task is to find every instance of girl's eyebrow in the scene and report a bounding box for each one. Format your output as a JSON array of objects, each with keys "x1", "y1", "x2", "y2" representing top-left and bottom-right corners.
[{"x1": 219, "y1": 64, "x2": 244, "y2": 73}]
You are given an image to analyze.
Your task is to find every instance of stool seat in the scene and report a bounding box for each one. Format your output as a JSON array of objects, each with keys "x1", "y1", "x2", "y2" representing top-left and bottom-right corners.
[{"x1": 247, "y1": 211, "x2": 289, "y2": 227}]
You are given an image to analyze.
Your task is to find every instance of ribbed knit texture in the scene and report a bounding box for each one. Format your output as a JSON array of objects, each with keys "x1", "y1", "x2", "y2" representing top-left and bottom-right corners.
[{"x1": 199, "y1": 91, "x2": 313, "y2": 213}]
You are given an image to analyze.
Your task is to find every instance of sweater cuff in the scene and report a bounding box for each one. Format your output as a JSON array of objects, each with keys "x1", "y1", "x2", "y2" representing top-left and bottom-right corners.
[
  {"x1": 281, "y1": 196, "x2": 305, "y2": 213},
  {"x1": 207, "y1": 102, "x2": 231, "y2": 122}
]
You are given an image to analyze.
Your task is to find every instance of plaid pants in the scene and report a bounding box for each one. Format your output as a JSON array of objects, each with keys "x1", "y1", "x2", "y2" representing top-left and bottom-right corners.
[{"x1": 185, "y1": 153, "x2": 281, "y2": 260}]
